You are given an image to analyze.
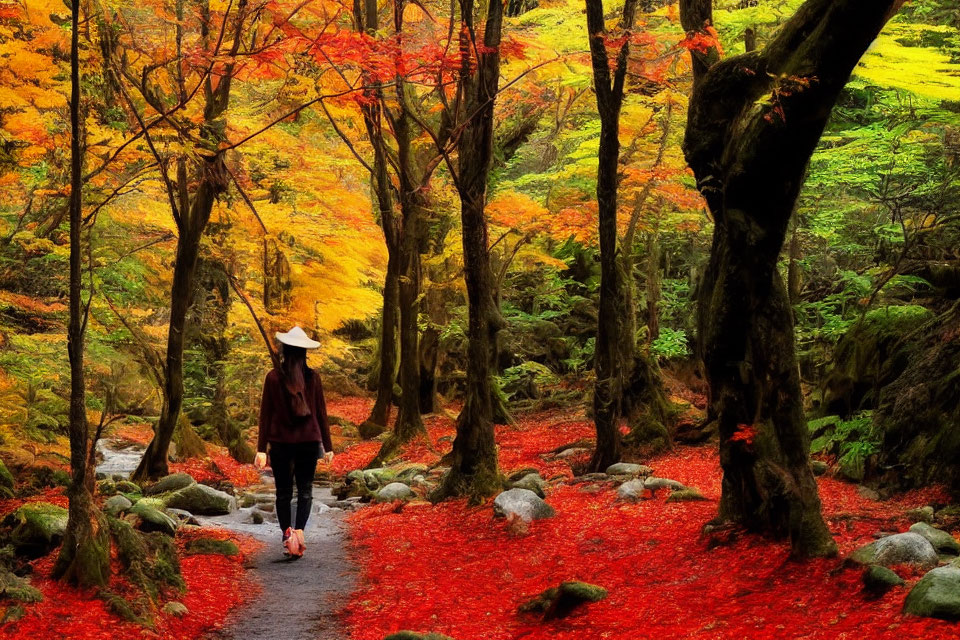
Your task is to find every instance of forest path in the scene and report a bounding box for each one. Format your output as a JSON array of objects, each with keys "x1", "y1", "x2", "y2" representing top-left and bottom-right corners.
[
  {"x1": 96, "y1": 440, "x2": 356, "y2": 640},
  {"x1": 203, "y1": 484, "x2": 355, "y2": 640}
]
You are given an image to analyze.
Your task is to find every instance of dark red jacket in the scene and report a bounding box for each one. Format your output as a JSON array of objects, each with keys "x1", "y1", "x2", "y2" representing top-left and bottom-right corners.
[{"x1": 257, "y1": 368, "x2": 332, "y2": 454}]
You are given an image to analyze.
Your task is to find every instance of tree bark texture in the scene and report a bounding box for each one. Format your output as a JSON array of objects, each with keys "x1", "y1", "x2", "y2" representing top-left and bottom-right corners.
[
  {"x1": 680, "y1": 0, "x2": 903, "y2": 556},
  {"x1": 434, "y1": 0, "x2": 506, "y2": 501},
  {"x1": 55, "y1": 0, "x2": 110, "y2": 587},
  {"x1": 585, "y1": 0, "x2": 638, "y2": 472}
]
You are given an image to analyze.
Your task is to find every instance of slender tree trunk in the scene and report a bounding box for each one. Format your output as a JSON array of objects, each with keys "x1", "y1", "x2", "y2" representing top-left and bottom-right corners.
[
  {"x1": 55, "y1": 0, "x2": 110, "y2": 587},
  {"x1": 358, "y1": 0, "x2": 402, "y2": 433},
  {"x1": 368, "y1": 187, "x2": 426, "y2": 466},
  {"x1": 434, "y1": 0, "x2": 505, "y2": 501},
  {"x1": 585, "y1": 0, "x2": 638, "y2": 473},
  {"x1": 680, "y1": 0, "x2": 903, "y2": 556},
  {"x1": 365, "y1": 249, "x2": 400, "y2": 430},
  {"x1": 133, "y1": 0, "x2": 242, "y2": 480},
  {"x1": 134, "y1": 209, "x2": 208, "y2": 480}
]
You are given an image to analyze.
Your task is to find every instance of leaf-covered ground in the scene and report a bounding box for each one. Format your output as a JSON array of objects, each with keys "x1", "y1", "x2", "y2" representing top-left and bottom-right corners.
[
  {"x1": 0, "y1": 528, "x2": 259, "y2": 639},
  {"x1": 334, "y1": 400, "x2": 960, "y2": 640}
]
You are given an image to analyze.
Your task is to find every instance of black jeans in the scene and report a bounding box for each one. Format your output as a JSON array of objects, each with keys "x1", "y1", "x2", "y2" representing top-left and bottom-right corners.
[{"x1": 270, "y1": 441, "x2": 320, "y2": 532}]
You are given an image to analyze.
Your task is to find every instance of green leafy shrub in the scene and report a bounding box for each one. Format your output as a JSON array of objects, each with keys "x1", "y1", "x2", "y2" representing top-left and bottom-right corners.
[{"x1": 650, "y1": 328, "x2": 690, "y2": 361}]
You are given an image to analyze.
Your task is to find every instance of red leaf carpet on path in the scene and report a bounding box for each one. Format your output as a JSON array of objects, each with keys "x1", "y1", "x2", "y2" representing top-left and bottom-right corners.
[{"x1": 344, "y1": 441, "x2": 960, "y2": 640}]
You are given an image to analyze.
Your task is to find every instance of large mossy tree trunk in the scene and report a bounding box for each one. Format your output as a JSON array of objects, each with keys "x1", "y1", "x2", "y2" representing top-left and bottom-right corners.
[
  {"x1": 55, "y1": 0, "x2": 110, "y2": 587},
  {"x1": 679, "y1": 0, "x2": 904, "y2": 557},
  {"x1": 134, "y1": 1, "x2": 244, "y2": 481},
  {"x1": 585, "y1": 0, "x2": 638, "y2": 473},
  {"x1": 434, "y1": 0, "x2": 506, "y2": 502}
]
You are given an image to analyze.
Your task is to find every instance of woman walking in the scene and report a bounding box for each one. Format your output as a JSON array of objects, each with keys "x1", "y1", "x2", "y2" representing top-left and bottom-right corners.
[{"x1": 255, "y1": 326, "x2": 334, "y2": 557}]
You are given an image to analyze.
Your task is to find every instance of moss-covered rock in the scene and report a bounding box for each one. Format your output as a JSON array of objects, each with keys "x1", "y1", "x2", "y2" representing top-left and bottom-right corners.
[
  {"x1": 129, "y1": 501, "x2": 178, "y2": 536},
  {"x1": 904, "y1": 566, "x2": 960, "y2": 620},
  {"x1": 519, "y1": 581, "x2": 608, "y2": 619},
  {"x1": 184, "y1": 537, "x2": 239, "y2": 556},
  {"x1": 146, "y1": 472, "x2": 196, "y2": 496},
  {"x1": 362, "y1": 468, "x2": 397, "y2": 490},
  {"x1": 910, "y1": 522, "x2": 960, "y2": 555},
  {"x1": 0, "y1": 567, "x2": 42, "y2": 603},
  {"x1": 358, "y1": 421, "x2": 388, "y2": 440},
  {"x1": 863, "y1": 565, "x2": 905, "y2": 596},
  {"x1": 115, "y1": 480, "x2": 141, "y2": 495},
  {"x1": 666, "y1": 488, "x2": 708, "y2": 502},
  {"x1": 511, "y1": 473, "x2": 546, "y2": 498},
  {"x1": 816, "y1": 305, "x2": 934, "y2": 418},
  {"x1": 163, "y1": 483, "x2": 235, "y2": 515},
  {"x1": 383, "y1": 632, "x2": 457, "y2": 640},
  {"x1": 6, "y1": 502, "x2": 68, "y2": 557},
  {"x1": 873, "y1": 305, "x2": 960, "y2": 491}
]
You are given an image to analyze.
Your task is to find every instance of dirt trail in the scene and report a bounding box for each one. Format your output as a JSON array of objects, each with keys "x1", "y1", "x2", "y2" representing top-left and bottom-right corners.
[{"x1": 206, "y1": 486, "x2": 355, "y2": 640}]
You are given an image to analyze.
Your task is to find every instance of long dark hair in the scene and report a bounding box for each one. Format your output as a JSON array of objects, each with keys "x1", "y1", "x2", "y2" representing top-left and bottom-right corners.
[{"x1": 280, "y1": 343, "x2": 312, "y2": 417}]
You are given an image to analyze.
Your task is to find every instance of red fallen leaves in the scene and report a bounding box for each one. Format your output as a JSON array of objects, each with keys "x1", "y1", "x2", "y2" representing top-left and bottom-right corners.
[
  {"x1": 0, "y1": 487, "x2": 68, "y2": 519},
  {"x1": 170, "y1": 446, "x2": 261, "y2": 488},
  {"x1": 327, "y1": 395, "x2": 376, "y2": 427},
  {"x1": 344, "y1": 433, "x2": 960, "y2": 640},
  {"x1": 329, "y1": 406, "x2": 596, "y2": 480},
  {"x1": 0, "y1": 528, "x2": 259, "y2": 640}
]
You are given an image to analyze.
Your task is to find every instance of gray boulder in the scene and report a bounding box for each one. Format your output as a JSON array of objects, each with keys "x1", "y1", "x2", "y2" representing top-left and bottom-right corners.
[
  {"x1": 376, "y1": 482, "x2": 415, "y2": 502},
  {"x1": 605, "y1": 463, "x2": 653, "y2": 477},
  {"x1": 616, "y1": 479, "x2": 647, "y2": 502},
  {"x1": 164, "y1": 483, "x2": 236, "y2": 515},
  {"x1": 643, "y1": 477, "x2": 686, "y2": 491},
  {"x1": 555, "y1": 448, "x2": 590, "y2": 459},
  {"x1": 903, "y1": 566, "x2": 960, "y2": 620},
  {"x1": 146, "y1": 472, "x2": 196, "y2": 495},
  {"x1": 162, "y1": 601, "x2": 189, "y2": 618},
  {"x1": 493, "y1": 488, "x2": 555, "y2": 521},
  {"x1": 909, "y1": 522, "x2": 960, "y2": 555},
  {"x1": 848, "y1": 532, "x2": 939, "y2": 570},
  {"x1": 130, "y1": 501, "x2": 178, "y2": 536},
  {"x1": 104, "y1": 494, "x2": 133, "y2": 516}
]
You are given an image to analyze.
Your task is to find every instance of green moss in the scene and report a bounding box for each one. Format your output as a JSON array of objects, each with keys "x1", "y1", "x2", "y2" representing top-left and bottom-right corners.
[
  {"x1": 0, "y1": 459, "x2": 14, "y2": 498},
  {"x1": 519, "y1": 581, "x2": 608, "y2": 619},
  {"x1": 184, "y1": 537, "x2": 239, "y2": 556}
]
